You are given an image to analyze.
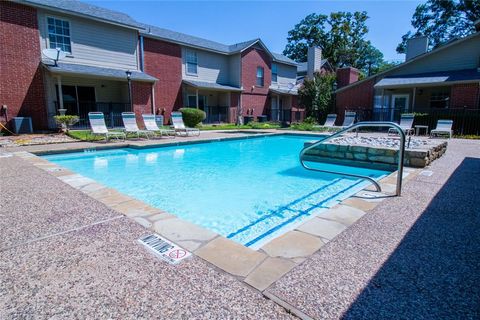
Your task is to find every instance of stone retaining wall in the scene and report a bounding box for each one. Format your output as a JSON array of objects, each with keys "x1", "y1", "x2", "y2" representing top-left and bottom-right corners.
[{"x1": 303, "y1": 141, "x2": 448, "y2": 168}]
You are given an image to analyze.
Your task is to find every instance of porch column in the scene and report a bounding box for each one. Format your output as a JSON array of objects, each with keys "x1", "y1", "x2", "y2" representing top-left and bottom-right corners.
[
  {"x1": 277, "y1": 95, "x2": 280, "y2": 121},
  {"x1": 57, "y1": 76, "x2": 64, "y2": 112},
  {"x1": 151, "y1": 83, "x2": 156, "y2": 114},
  {"x1": 412, "y1": 87, "x2": 417, "y2": 112},
  {"x1": 195, "y1": 88, "x2": 199, "y2": 109}
]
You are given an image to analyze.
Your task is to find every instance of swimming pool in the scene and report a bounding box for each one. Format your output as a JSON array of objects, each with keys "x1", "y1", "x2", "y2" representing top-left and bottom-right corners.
[{"x1": 44, "y1": 135, "x2": 388, "y2": 249}]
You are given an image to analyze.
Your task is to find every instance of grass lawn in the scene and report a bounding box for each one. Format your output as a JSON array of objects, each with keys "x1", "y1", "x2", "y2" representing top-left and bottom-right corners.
[
  {"x1": 67, "y1": 129, "x2": 173, "y2": 141},
  {"x1": 198, "y1": 122, "x2": 281, "y2": 130}
]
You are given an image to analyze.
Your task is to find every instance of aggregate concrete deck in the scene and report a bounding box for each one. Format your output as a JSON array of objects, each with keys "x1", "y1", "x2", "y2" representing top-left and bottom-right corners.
[
  {"x1": 0, "y1": 156, "x2": 293, "y2": 319},
  {"x1": 265, "y1": 138, "x2": 480, "y2": 319}
]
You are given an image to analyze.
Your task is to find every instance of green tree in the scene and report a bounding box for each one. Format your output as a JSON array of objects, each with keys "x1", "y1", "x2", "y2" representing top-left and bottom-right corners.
[
  {"x1": 298, "y1": 72, "x2": 336, "y2": 122},
  {"x1": 283, "y1": 11, "x2": 385, "y2": 73},
  {"x1": 397, "y1": 0, "x2": 480, "y2": 53}
]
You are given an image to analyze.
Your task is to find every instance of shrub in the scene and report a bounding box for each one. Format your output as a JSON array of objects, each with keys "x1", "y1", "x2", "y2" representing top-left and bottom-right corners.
[
  {"x1": 54, "y1": 115, "x2": 79, "y2": 132},
  {"x1": 303, "y1": 116, "x2": 317, "y2": 125},
  {"x1": 179, "y1": 108, "x2": 206, "y2": 127}
]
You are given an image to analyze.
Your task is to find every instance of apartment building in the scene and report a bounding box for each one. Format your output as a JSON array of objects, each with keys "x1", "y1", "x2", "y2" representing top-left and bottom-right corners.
[{"x1": 1, "y1": 0, "x2": 303, "y2": 130}]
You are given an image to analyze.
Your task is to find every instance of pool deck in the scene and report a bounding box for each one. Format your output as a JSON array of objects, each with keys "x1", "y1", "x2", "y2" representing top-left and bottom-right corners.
[{"x1": 1, "y1": 131, "x2": 478, "y2": 319}]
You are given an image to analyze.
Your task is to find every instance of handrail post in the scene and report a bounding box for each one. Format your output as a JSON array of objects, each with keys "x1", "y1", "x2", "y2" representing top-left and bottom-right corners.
[{"x1": 299, "y1": 121, "x2": 406, "y2": 196}]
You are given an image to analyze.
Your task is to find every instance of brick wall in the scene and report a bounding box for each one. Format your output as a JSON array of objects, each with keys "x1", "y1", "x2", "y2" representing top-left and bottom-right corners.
[
  {"x1": 0, "y1": 2, "x2": 47, "y2": 130},
  {"x1": 143, "y1": 37, "x2": 182, "y2": 124},
  {"x1": 131, "y1": 81, "x2": 153, "y2": 128},
  {"x1": 335, "y1": 78, "x2": 375, "y2": 124},
  {"x1": 336, "y1": 67, "x2": 360, "y2": 89},
  {"x1": 229, "y1": 92, "x2": 240, "y2": 123},
  {"x1": 450, "y1": 83, "x2": 480, "y2": 108},
  {"x1": 241, "y1": 47, "x2": 271, "y2": 118}
]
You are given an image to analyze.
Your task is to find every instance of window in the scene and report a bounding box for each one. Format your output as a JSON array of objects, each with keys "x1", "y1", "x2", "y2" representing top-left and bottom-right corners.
[
  {"x1": 186, "y1": 49, "x2": 198, "y2": 75},
  {"x1": 256, "y1": 67, "x2": 264, "y2": 87},
  {"x1": 271, "y1": 63, "x2": 278, "y2": 83},
  {"x1": 430, "y1": 90, "x2": 450, "y2": 108},
  {"x1": 47, "y1": 17, "x2": 71, "y2": 53}
]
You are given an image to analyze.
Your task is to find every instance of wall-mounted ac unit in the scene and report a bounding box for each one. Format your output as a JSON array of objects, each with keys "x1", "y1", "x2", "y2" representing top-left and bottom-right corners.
[{"x1": 12, "y1": 117, "x2": 33, "y2": 134}]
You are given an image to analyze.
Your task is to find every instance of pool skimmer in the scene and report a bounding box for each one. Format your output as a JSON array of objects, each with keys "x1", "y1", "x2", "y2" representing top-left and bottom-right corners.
[{"x1": 138, "y1": 233, "x2": 191, "y2": 265}]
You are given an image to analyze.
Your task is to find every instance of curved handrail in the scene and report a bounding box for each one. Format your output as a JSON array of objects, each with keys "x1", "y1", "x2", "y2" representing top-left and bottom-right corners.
[{"x1": 299, "y1": 122, "x2": 406, "y2": 196}]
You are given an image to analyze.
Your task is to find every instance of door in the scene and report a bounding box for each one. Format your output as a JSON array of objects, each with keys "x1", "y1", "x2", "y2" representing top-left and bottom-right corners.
[
  {"x1": 77, "y1": 86, "x2": 96, "y2": 122},
  {"x1": 391, "y1": 94, "x2": 409, "y2": 121}
]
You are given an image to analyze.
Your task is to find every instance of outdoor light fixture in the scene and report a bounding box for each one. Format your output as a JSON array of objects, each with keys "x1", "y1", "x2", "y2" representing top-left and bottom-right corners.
[{"x1": 126, "y1": 70, "x2": 133, "y2": 111}]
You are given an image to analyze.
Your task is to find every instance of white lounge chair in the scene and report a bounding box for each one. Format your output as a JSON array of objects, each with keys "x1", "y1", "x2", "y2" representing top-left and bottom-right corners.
[
  {"x1": 430, "y1": 119, "x2": 453, "y2": 138},
  {"x1": 171, "y1": 112, "x2": 200, "y2": 136},
  {"x1": 121, "y1": 112, "x2": 152, "y2": 139},
  {"x1": 88, "y1": 112, "x2": 125, "y2": 141},
  {"x1": 142, "y1": 114, "x2": 175, "y2": 138},
  {"x1": 339, "y1": 111, "x2": 356, "y2": 128},
  {"x1": 388, "y1": 113, "x2": 415, "y2": 136},
  {"x1": 314, "y1": 114, "x2": 337, "y2": 128}
]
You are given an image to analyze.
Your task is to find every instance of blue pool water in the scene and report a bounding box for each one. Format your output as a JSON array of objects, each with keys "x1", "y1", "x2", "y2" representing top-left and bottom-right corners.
[{"x1": 44, "y1": 135, "x2": 388, "y2": 249}]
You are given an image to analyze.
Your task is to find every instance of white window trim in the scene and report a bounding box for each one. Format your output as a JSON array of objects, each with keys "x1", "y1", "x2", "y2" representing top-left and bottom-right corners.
[
  {"x1": 46, "y1": 15, "x2": 73, "y2": 55},
  {"x1": 256, "y1": 66, "x2": 264, "y2": 87},
  {"x1": 185, "y1": 49, "x2": 198, "y2": 76}
]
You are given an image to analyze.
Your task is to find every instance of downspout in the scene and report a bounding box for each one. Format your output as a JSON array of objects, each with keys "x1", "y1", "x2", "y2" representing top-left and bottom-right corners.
[{"x1": 139, "y1": 35, "x2": 145, "y2": 72}]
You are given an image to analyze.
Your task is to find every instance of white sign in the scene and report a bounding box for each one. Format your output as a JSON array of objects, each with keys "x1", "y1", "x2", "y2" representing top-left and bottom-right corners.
[{"x1": 138, "y1": 234, "x2": 191, "y2": 265}]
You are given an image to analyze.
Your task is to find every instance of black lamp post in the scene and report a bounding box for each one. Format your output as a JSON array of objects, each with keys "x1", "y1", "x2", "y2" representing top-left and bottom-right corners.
[
  {"x1": 126, "y1": 70, "x2": 132, "y2": 111},
  {"x1": 332, "y1": 81, "x2": 338, "y2": 114}
]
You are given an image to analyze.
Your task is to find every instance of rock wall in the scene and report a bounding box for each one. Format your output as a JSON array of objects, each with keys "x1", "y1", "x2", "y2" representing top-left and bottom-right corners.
[{"x1": 303, "y1": 141, "x2": 448, "y2": 168}]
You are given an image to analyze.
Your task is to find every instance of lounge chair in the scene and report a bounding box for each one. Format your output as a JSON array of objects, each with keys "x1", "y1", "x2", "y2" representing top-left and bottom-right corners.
[
  {"x1": 88, "y1": 112, "x2": 125, "y2": 141},
  {"x1": 313, "y1": 114, "x2": 337, "y2": 129},
  {"x1": 142, "y1": 114, "x2": 175, "y2": 138},
  {"x1": 388, "y1": 113, "x2": 415, "y2": 136},
  {"x1": 171, "y1": 112, "x2": 200, "y2": 136},
  {"x1": 430, "y1": 119, "x2": 453, "y2": 138},
  {"x1": 339, "y1": 111, "x2": 356, "y2": 128},
  {"x1": 121, "y1": 112, "x2": 152, "y2": 139}
]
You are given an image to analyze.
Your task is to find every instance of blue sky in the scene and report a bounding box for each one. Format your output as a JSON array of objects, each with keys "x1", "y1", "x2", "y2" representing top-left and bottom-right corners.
[{"x1": 86, "y1": 0, "x2": 423, "y2": 62}]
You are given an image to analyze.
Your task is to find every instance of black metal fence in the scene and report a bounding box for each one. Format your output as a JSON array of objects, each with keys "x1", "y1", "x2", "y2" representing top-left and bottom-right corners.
[
  {"x1": 55, "y1": 102, "x2": 131, "y2": 128},
  {"x1": 201, "y1": 106, "x2": 229, "y2": 124},
  {"x1": 370, "y1": 107, "x2": 480, "y2": 135}
]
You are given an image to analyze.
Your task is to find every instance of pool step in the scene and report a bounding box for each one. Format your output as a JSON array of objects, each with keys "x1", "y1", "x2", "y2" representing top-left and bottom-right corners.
[{"x1": 228, "y1": 178, "x2": 364, "y2": 248}]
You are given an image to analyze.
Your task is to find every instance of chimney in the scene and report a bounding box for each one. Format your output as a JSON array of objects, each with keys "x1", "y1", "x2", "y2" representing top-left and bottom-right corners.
[
  {"x1": 336, "y1": 67, "x2": 360, "y2": 89},
  {"x1": 307, "y1": 46, "x2": 322, "y2": 78},
  {"x1": 405, "y1": 36, "x2": 429, "y2": 61}
]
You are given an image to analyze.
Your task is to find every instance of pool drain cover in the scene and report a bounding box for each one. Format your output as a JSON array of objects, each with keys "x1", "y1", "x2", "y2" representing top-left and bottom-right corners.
[{"x1": 138, "y1": 234, "x2": 191, "y2": 265}]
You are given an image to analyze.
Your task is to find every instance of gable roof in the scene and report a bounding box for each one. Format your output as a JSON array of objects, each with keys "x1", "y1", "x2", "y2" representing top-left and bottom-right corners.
[
  {"x1": 336, "y1": 31, "x2": 480, "y2": 93},
  {"x1": 142, "y1": 24, "x2": 297, "y2": 66},
  {"x1": 19, "y1": 0, "x2": 144, "y2": 29},
  {"x1": 297, "y1": 59, "x2": 330, "y2": 73},
  {"x1": 374, "y1": 69, "x2": 480, "y2": 88}
]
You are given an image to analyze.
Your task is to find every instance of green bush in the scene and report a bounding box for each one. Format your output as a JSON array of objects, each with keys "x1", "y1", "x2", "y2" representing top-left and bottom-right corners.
[
  {"x1": 303, "y1": 116, "x2": 317, "y2": 125},
  {"x1": 179, "y1": 108, "x2": 206, "y2": 127},
  {"x1": 54, "y1": 115, "x2": 79, "y2": 132}
]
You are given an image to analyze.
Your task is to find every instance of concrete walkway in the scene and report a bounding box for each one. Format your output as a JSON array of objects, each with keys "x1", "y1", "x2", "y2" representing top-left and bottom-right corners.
[
  {"x1": 266, "y1": 139, "x2": 480, "y2": 319},
  {"x1": 0, "y1": 155, "x2": 293, "y2": 319}
]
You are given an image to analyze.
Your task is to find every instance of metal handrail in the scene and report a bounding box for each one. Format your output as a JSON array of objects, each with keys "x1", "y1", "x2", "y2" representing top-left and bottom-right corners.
[{"x1": 299, "y1": 122, "x2": 406, "y2": 196}]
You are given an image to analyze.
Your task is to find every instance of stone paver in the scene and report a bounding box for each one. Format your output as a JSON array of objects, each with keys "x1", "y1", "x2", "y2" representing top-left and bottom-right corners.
[
  {"x1": 297, "y1": 217, "x2": 347, "y2": 241},
  {"x1": 261, "y1": 231, "x2": 324, "y2": 259},
  {"x1": 319, "y1": 204, "x2": 366, "y2": 226},
  {"x1": 153, "y1": 218, "x2": 217, "y2": 250},
  {"x1": 245, "y1": 257, "x2": 296, "y2": 291},
  {"x1": 195, "y1": 237, "x2": 266, "y2": 277}
]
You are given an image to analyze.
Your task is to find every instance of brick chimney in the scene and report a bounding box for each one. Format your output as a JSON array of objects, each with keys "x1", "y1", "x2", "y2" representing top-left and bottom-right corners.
[
  {"x1": 336, "y1": 67, "x2": 360, "y2": 89},
  {"x1": 307, "y1": 46, "x2": 322, "y2": 79}
]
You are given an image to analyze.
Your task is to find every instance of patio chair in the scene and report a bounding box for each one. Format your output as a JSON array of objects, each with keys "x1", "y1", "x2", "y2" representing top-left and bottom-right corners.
[
  {"x1": 88, "y1": 112, "x2": 125, "y2": 141},
  {"x1": 388, "y1": 113, "x2": 415, "y2": 136},
  {"x1": 171, "y1": 112, "x2": 200, "y2": 136},
  {"x1": 339, "y1": 111, "x2": 356, "y2": 128},
  {"x1": 430, "y1": 119, "x2": 453, "y2": 139},
  {"x1": 121, "y1": 112, "x2": 152, "y2": 139},
  {"x1": 313, "y1": 114, "x2": 337, "y2": 129},
  {"x1": 142, "y1": 114, "x2": 175, "y2": 138}
]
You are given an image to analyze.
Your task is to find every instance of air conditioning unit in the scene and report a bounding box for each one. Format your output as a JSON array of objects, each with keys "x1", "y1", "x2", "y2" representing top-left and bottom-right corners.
[{"x1": 12, "y1": 117, "x2": 33, "y2": 134}]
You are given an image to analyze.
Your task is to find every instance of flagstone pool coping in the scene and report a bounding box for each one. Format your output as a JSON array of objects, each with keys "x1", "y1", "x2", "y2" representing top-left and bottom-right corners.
[{"x1": 11, "y1": 133, "x2": 420, "y2": 295}]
